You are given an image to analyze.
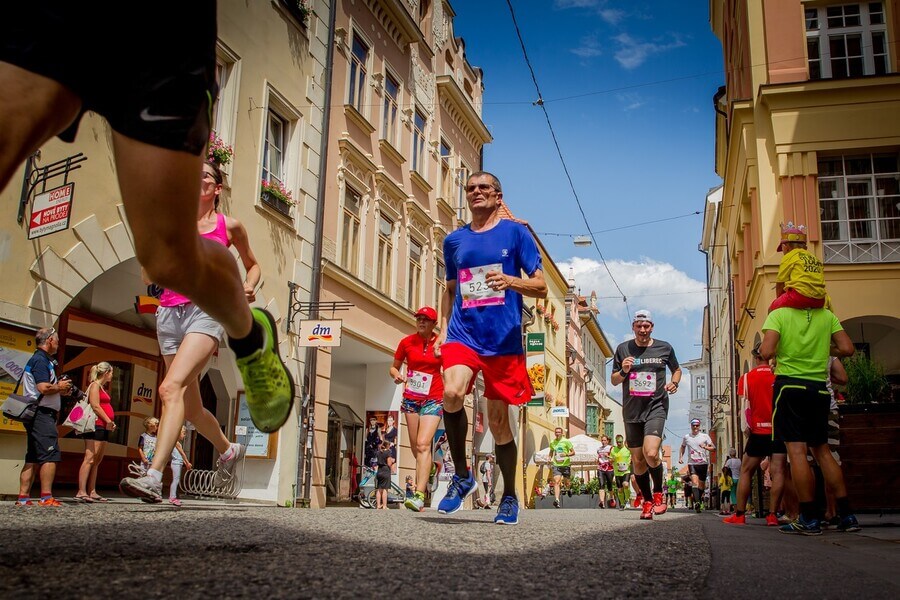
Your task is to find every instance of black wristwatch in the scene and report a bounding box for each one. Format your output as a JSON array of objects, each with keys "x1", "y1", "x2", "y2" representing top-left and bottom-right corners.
[{"x1": 619, "y1": 369, "x2": 628, "y2": 378}]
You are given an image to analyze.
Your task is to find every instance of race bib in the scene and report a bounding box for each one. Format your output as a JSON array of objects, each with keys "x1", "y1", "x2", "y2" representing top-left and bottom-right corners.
[
  {"x1": 689, "y1": 448, "x2": 706, "y2": 463},
  {"x1": 404, "y1": 370, "x2": 433, "y2": 399},
  {"x1": 629, "y1": 371, "x2": 656, "y2": 397},
  {"x1": 459, "y1": 263, "x2": 505, "y2": 308},
  {"x1": 616, "y1": 461, "x2": 630, "y2": 472}
]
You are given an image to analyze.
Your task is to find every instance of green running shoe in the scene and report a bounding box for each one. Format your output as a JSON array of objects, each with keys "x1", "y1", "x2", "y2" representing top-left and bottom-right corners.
[
  {"x1": 405, "y1": 491, "x2": 425, "y2": 512},
  {"x1": 235, "y1": 308, "x2": 295, "y2": 433}
]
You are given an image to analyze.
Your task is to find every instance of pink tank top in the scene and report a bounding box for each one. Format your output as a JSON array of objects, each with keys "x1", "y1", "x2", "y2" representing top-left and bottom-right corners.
[{"x1": 159, "y1": 213, "x2": 231, "y2": 307}]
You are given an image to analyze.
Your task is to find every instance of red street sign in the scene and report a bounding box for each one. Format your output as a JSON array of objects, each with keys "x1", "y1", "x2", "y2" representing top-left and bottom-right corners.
[{"x1": 28, "y1": 183, "x2": 75, "y2": 240}]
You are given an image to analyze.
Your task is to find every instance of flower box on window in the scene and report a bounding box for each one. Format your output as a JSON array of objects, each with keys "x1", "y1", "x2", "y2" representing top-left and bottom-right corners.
[
  {"x1": 261, "y1": 179, "x2": 294, "y2": 217},
  {"x1": 280, "y1": 0, "x2": 311, "y2": 26}
]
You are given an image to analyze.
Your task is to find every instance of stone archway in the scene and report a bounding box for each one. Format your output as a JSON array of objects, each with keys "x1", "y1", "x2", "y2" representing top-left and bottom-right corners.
[{"x1": 841, "y1": 315, "x2": 900, "y2": 376}]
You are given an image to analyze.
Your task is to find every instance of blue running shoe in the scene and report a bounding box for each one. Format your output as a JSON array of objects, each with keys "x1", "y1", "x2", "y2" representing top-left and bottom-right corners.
[
  {"x1": 494, "y1": 495, "x2": 519, "y2": 525},
  {"x1": 779, "y1": 515, "x2": 822, "y2": 536},
  {"x1": 837, "y1": 514, "x2": 861, "y2": 532},
  {"x1": 437, "y1": 471, "x2": 477, "y2": 514}
]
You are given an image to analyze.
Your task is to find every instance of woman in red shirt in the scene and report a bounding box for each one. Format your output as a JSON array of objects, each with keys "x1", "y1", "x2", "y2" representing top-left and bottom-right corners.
[
  {"x1": 76, "y1": 362, "x2": 117, "y2": 502},
  {"x1": 390, "y1": 306, "x2": 444, "y2": 512}
]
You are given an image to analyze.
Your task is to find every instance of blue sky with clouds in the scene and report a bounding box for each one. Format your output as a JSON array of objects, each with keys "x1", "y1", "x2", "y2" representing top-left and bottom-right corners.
[{"x1": 453, "y1": 1, "x2": 724, "y2": 442}]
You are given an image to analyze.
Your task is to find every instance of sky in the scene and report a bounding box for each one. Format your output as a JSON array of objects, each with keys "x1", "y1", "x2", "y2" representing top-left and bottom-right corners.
[{"x1": 453, "y1": 1, "x2": 725, "y2": 444}]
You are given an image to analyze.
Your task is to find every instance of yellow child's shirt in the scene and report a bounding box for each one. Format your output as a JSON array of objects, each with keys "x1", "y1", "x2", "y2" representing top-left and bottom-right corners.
[
  {"x1": 718, "y1": 474, "x2": 733, "y2": 492},
  {"x1": 777, "y1": 248, "x2": 826, "y2": 299}
]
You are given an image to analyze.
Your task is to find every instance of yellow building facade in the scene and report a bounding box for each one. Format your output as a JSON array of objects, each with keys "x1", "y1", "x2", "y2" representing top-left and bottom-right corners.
[
  {"x1": 0, "y1": 0, "x2": 331, "y2": 503},
  {"x1": 706, "y1": 0, "x2": 900, "y2": 454}
]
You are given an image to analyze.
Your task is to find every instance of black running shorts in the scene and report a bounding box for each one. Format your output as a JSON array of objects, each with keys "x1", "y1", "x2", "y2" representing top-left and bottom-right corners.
[
  {"x1": 772, "y1": 376, "x2": 830, "y2": 446},
  {"x1": 744, "y1": 433, "x2": 786, "y2": 458},
  {"x1": 0, "y1": 1, "x2": 217, "y2": 155},
  {"x1": 24, "y1": 407, "x2": 61, "y2": 464},
  {"x1": 625, "y1": 405, "x2": 667, "y2": 448},
  {"x1": 688, "y1": 463, "x2": 709, "y2": 481}
]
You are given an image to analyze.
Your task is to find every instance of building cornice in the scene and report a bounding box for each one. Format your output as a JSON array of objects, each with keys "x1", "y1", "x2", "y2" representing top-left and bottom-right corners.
[{"x1": 436, "y1": 75, "x2": 492, "y2": 145}]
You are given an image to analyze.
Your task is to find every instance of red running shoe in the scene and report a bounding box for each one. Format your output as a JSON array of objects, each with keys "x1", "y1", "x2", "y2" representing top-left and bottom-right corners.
[
  {"x1": 765, "y1": 513, "x2": 779, "y2": 527},
  {"x1": 640, "y1": 500, "x2": 654, "y2": 520},
  {"x1": 652, "y1": 492, "x2": 667, "y2": 515},
  {"x1": 723, "y1": 513, "x2": 746, "y2": 525}
]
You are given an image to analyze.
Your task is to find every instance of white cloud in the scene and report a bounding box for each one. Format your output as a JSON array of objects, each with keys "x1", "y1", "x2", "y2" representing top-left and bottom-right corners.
[
  {"x1": 613, "y1": 33, "x2": 686, "y2": 69},
  {"x1": 616, "y1": 92, "x2": 645, "y2": 111},
  {"x1": 560, "y1": 256, "x2": 706, "y2": 321},
  {"x1": 554, "y1": 0, "x2": 600, "y2": 8},
  {"x1": 571, "y1": 35, "x2": 603, "y2": 58},
  {"x1": 600, "y1": 8, "x2": 625, "y2": 25}
]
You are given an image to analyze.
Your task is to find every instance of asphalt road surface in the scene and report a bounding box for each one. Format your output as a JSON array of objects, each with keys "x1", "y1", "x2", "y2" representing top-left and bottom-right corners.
[{"x1": 1, "y1": 500, "x2": 896, "y2": 599}]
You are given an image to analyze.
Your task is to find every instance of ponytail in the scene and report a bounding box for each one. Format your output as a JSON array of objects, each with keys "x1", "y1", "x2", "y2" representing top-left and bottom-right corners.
[{"x1": 90, "y1": 361, "x2": 113, "y2": 383}]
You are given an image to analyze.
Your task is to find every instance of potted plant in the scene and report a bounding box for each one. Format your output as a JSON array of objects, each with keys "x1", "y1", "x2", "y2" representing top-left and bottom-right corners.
[
  {"x1": 260, "y1": 179, "x2": 294, "y2": 216},
  {"x1": 280, "y1": 0, "x2": 311, "y2": 25},
  {"x1": 207, "y1": 132, "x2": 234, "y2": 166},
  {"x1": 837, "y1": 353, "x2": 898, "y2": 512}
]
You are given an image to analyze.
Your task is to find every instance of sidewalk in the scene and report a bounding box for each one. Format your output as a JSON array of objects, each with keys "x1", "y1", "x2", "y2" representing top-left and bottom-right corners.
[{"x1": 701, "y1": 512, "x2": 900, "y2": 599}]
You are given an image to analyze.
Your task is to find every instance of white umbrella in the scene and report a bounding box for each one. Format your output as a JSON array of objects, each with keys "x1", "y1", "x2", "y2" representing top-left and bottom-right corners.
[{"x1": 532, "y1": 434, "x2": 602, "y2": 465}]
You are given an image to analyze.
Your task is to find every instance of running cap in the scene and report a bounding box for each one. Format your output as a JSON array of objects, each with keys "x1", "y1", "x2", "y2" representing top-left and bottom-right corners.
[
  {"x1": 690, "y1": 418, "x2": 701, "y2": 426},
  {"x1": 777, "y1": 221, "x2": 808, "y2": 251},
  {"x1": 633, "y1": 309, "x2": 653, "y2": 323},
  {"x1": 414, "y1": 306, "x2": 438, "y2": 321}
]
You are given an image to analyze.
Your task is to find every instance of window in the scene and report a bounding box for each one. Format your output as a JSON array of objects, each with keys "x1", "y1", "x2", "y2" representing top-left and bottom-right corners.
[
  {"x1": 382, "y1": 72, "x2": 400, "y2": 146},
  {"x1": 586, "y1": 405, "x2": 599, "y2": 436},
  {"x1": 408, "y1": 239, "x2": 423, "y2": 309},
  {"x1": 818, "y1": 153, "x2": 900, "y2": 263},
  {"x1": 341, "y1": 187, "x2": 361, "y2": 274},
  {"x1": 434, "y1": 257, "x2": 446, "y2": 306},
  {"x1": 412, "y1": 108, "x2": 427, "y2": 175},
  {"x1": 604, "y1": 421, "x2": 615, "y2": 440},
  {"x1": 805, "y1": 3, "x2": 889, "y2": 80},
  {"x1": 376, "y1": 215, "x2": 394, "y2": 294},
  {"x1": 440, "y1": 139, "x2": 453, "y2": 200},
  {"x1": 457, "y1": 163, "x2": 469, "y2": 214},
  {"x1": 349, "y1": 34, "x2": 369, "y2": 112}
]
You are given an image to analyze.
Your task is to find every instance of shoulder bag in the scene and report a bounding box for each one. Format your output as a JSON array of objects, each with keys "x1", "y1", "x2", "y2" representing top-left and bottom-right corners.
[
  {"x1": 1, "y1": 375, "x2": 39, "y2": 424},
  {"x1": 64, "y1": 382, "x2": 97, "y2": 434}
]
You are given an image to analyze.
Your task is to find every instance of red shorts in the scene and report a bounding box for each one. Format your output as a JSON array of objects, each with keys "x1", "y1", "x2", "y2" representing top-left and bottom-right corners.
[
  {"x1": 769, "y1": 289, "x2": 826, "y2": 312},
  {"x1": 440, "y1": 342, "x2": 533, "y2": 405}
]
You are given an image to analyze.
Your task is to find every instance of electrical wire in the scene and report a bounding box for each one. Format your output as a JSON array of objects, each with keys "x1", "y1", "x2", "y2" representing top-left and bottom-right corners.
[
  {"x1": 504, "y1": 0, "x2": 632, "y2": 318},
  {"x1": 535, "y1": 210, "x2": 703, "y2": 238}
]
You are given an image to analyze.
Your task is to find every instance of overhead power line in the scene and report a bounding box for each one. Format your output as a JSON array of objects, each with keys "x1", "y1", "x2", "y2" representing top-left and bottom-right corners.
[
  {"x1": 504, "y1": 0, "x2": 632, "y2": 318},
  {"x1": 534, "y1": 210, "x2": 703, "y2": 238}
]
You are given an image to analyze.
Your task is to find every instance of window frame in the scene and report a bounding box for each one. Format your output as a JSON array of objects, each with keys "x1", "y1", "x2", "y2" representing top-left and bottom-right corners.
[
  {"x1": 382, "y1": 70, "x2": 401, "y2": 147},
  {"x1": 805, "y1": 2, "x2": 889, "y2": 80},
  {"x1": 412, "y1": 107, "x2": 427, "y2": 176},
  {"x1": 818, "y1": 152, "x2": 900, "y2": 263},
  {"x1": 376, "y1": 214, "x2": 395, "y2": 295},
  {"x1": 408, "y1": 237, "x2": 424, "y2": 309},
  {"x1": 348, "y1": 31, "x2": 371, "y2": 114},
  {"x1": 341, "y1": 186, "x2": 362, "y2": 275}
]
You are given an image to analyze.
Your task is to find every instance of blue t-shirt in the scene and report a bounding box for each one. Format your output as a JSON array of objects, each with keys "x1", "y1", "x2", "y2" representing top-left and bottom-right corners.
[{"x1": 444, "y1": 220, "x2": 542, "y2": 355}]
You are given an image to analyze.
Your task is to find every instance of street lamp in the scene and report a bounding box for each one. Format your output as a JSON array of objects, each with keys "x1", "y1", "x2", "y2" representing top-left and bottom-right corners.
[{"x1": 574, "y1": 235, "x2": 592, "y2": 247}]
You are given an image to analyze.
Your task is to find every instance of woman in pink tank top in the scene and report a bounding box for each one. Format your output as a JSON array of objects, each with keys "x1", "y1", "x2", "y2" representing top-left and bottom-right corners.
[
  {"x1": 124, "y1": 161, "x2": 260, "y2": 503},
  {"x1": 75, "y1": 361, "x2": 116, "y2": 502}
]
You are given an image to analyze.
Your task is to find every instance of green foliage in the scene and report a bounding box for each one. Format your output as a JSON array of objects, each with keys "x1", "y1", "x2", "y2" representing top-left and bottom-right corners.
[
  {"x1": 843, "y1": 353, "x2": 891, "y2": 404},
  {"x1": 585, "y1": 476, "x2": 601, "y2": 495}
]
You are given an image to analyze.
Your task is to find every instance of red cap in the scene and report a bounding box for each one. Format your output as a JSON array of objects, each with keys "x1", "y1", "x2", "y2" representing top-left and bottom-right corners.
[{"x1": 415, "y1": 306, "x2": 437, "y2": 321}]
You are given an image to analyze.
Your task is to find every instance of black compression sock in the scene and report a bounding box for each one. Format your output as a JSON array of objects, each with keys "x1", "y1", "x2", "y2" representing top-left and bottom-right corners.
[
  {"x1": 442, "y1": 408, "x2": 470, "y2": 478},
  {"x1": 635, "y1": 471, "x2": 653, "y2": 501},
  {"x1": 228, "y1": 319, "x2": 264, "y2": 358},
  {"x1": 649, "y1": 463, "x2": 663, "y2": 493},
  {"x1": 693, "y1": 487, "x2": 702, "y2": 503},
  {"x1": 836, "y1": 496, "x2": 851, "y2": 519},
  {"x1": 495, "y1": 440, "x2": 518, "y2": 499}
]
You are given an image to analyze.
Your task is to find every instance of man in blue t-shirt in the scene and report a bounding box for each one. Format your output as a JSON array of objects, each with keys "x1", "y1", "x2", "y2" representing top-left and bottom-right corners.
[
  {"x1": 435, "y1": 171, "x2": 547, "y2": 525},
  {"x1": 17, "y1": 327, "x2": 73, "y2": 506}
]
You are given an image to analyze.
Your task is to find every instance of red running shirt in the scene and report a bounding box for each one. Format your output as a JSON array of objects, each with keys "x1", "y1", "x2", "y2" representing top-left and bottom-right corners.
[
  {"x1": 394, "y1": 333, "x2": 444, "y2": 401},
  {"x1": 738, "y1": 365, "x2": 775, "y2": 434}
]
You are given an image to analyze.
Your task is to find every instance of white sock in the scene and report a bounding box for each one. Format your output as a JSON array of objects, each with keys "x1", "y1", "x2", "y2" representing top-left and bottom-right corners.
[
  {"x1": 148, "y1": 469, "x2": 163, "y2": 484},
  {"x1": 220, "y1": 443, "x2": 237, "y2": 462}
]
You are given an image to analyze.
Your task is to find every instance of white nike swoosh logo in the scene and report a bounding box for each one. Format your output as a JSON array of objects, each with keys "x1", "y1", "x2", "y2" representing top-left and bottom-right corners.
[{"x1": 140, "y1": 108, "x2": 185, "y2": 122}]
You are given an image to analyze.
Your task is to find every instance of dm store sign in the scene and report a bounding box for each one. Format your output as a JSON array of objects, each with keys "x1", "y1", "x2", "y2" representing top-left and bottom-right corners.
[{"x1": 296, "y1": 319, "x2": 343, "y2": 347}]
